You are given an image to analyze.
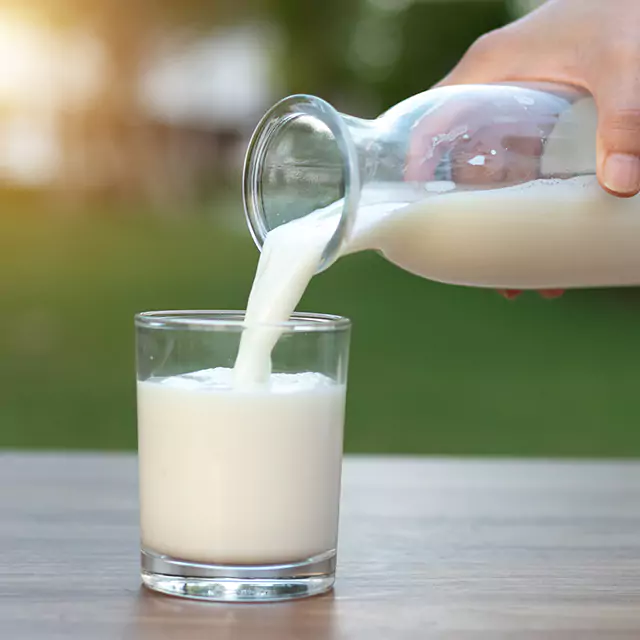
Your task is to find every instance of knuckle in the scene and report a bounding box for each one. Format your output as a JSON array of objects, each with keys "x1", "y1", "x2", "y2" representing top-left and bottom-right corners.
[
  {"x1": 466, "y1": 30, "x2": 504, "y2": 61},
  {"x1": 602, "y1": 108, "x2": 640, "y2": 135},
  {"x1": 600, "y1": 106, "x2": 640, "y2": 154}
]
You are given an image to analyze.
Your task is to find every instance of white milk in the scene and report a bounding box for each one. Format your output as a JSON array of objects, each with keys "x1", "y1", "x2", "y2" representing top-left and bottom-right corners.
[
  {"x1": 138, "y1": 368, "x2": 345, "y2": 564},
  {"x1": 364, "y1": 176, "x2": 640, "y2": 289},
  {"x1": 234, "y1": 203, "x2": 341, "y2": 385}
]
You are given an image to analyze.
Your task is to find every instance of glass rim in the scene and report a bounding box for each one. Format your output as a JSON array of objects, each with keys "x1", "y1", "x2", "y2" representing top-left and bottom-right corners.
[{"x1": 135, "y1": 310, "x2": 351, "y2": 332}]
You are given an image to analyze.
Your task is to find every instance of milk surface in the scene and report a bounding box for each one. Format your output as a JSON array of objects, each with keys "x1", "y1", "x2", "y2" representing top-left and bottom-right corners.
[{"x1": 138, "y1": 368, "x2": 345, "y2": 564}]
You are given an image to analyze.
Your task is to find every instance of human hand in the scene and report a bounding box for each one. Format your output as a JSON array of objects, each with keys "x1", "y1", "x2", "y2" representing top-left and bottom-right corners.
[
  {"x1": 438, "y1": 0, "x2": 640, "y2": 198},
  {"x1": 434, "y1": 0, "x2": 640, "y2": 299}
]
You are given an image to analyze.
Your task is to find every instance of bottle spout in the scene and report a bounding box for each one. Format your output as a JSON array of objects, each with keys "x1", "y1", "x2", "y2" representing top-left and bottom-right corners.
[{"x1": 243, "y1": 95, "x2": 360, "y2": 272}]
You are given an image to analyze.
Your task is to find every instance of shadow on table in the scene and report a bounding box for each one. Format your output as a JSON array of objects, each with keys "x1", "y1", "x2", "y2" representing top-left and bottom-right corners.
[{"x1": 123, "y1": 587, "x2": 340, "y2": 639}]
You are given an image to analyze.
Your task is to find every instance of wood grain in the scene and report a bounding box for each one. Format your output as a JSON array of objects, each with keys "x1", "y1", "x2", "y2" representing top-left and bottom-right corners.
[{"x1": 2, "y1": 453, "x2": 640, "y2": 639}]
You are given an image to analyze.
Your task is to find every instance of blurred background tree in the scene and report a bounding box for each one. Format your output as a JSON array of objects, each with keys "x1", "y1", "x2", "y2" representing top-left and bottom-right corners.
[
  {"x1": 262, "y1": 0, "x2": 509, "y2": 115},
  {"x1": 1, "y1": 0, "x2": 512, "y2": 203}
]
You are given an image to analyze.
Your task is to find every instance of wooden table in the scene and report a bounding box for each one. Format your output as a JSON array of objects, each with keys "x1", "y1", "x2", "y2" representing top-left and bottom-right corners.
[{"x1": 3, "y1": 454, "x2": 640, "y2": 639}]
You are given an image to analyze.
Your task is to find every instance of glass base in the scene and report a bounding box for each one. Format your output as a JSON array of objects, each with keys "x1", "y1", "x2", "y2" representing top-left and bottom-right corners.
[{"x1": 141, "y1": 549, "x2": 336, "y2": 602}]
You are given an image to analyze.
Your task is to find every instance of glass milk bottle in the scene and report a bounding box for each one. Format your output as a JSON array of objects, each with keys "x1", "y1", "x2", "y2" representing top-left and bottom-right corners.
[{"x1": 243, "y1": 83, "x2": 640, "y2": 290}]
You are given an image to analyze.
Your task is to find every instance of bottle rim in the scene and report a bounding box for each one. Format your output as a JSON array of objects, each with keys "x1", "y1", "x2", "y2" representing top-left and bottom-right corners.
[{"x1": 242, "y1": 94, "x2": 360, "y2": 272}]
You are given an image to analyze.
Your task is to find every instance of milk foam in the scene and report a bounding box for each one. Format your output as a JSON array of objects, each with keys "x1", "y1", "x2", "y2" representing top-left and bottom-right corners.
[{"x1": 156, "y1": 367, "x2": 337, "y2": 393}]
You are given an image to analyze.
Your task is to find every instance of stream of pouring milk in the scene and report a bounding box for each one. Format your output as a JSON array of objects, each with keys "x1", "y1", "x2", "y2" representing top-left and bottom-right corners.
[{"x1": 234, "y1": 174, "x2": 640, "y2": 386}]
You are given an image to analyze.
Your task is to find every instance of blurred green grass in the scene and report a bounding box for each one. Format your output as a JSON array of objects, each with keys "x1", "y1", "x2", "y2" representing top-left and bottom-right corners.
[{"x1": 1, "y1": 194, "x2": 639, "y2": 456}]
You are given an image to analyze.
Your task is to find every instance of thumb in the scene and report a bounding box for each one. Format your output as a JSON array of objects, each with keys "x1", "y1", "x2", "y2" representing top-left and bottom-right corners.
[{"x1": 596, "y1": 81, "x2": 640, "y2": 198}]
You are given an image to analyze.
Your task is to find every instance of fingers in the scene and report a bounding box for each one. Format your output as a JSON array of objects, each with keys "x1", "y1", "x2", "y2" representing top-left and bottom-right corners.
[
  {"x1": 497, "y1": 289, "x2": 565, "y2": 300},
  {"x1": 405, "y1": 91, "x2": 481, "y2": 182},
  {"x1": 538, "y1": 289, "x2": 565, "y2": 300},
  {"x1": 497, "y1": 289, "x2": 523, "y2": 300},
  {"x1": 406, "y1": 90, "x2": 549, "y2": 186},
  {"x1": 595, "y1": 67, "x2": 640, "y2": 197}
]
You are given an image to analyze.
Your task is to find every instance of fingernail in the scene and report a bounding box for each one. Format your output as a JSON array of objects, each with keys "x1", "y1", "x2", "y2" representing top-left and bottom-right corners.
[
  {"x1": 539, "y1": 289, "x2": 564, "y2": 300},
  {"x1": 603, "y1": 153, "x2": 640, "y2": 196},
  {"x1": 498, "y1": 289, "x2": 522, "y2": 300}
]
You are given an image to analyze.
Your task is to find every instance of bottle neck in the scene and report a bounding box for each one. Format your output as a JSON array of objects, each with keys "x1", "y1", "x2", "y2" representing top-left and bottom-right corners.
[{"x1": 243, "y1": 95, "x2": 364, "y2": 271}]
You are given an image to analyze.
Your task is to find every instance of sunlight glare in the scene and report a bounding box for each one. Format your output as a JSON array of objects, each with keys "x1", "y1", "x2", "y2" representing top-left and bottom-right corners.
[{"x1": 0, "y1": 11, "x2": 51, "y2": 103}]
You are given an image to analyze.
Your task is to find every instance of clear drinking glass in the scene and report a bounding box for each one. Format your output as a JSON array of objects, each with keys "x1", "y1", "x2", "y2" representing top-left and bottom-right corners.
[{"x1": 136, "y1": 311, "x2": 351, "y2": 602}]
